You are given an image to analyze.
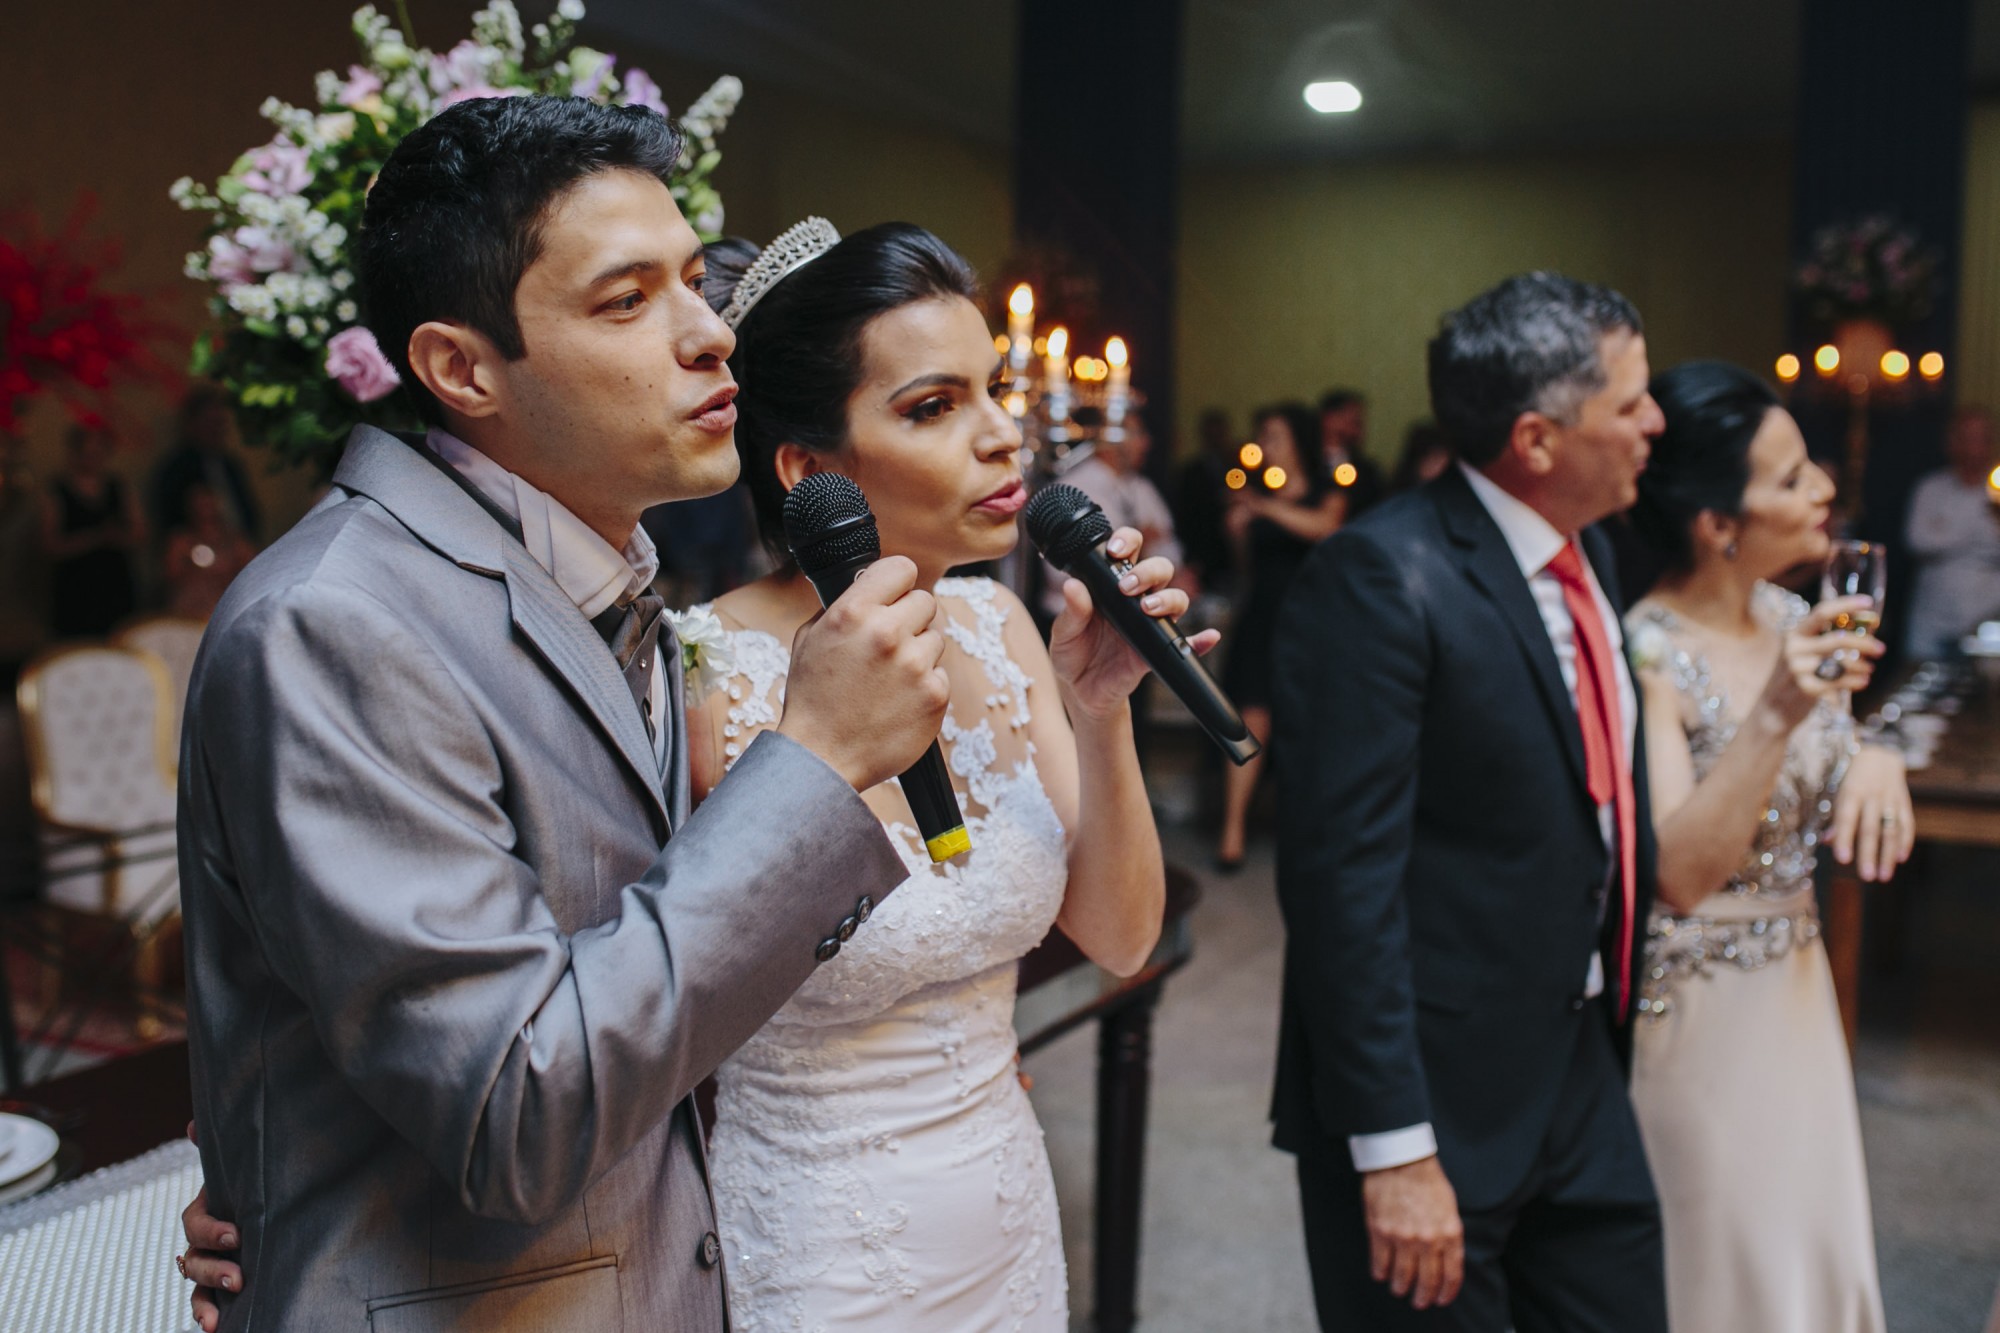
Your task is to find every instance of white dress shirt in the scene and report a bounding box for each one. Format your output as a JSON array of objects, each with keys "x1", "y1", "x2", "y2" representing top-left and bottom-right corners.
[
  {"x1": 429, "y1": 428, "x2": 669, "y2": 770},
  {"x1": 1347, "y1": 464, "x2": 1637, "y2": 1174}
]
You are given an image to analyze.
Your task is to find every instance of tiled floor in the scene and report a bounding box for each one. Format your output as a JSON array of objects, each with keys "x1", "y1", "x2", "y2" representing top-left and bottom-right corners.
[{"x1": 1025, "y1": 825, "x2": 2000, "y2": 1332}]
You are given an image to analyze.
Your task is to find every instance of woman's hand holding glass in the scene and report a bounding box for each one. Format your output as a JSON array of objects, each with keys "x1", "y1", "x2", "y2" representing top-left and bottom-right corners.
[
  {"x1": 1047, "y1": 526, "x2": 1219, "y2": 722},
  {"x1": 1760, "y1": 596, "x2": 1886, "y2": 731}
]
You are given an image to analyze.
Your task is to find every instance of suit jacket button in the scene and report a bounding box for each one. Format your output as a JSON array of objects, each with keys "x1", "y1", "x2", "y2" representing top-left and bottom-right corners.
[
  {"x1": 1570, "y1": 996, "x2": 1586, "y2": 1011},
  {"x1": 698, "y1": 1230, "x2": 721, "y2": 1269},
  {"x1": 855, "y1": 895, "x2": 874, "y2": 923},
  {"x1": 837, "y1": 914, "x2": 859, "y2": 942},
  {"x1": 815, "y1": 937, "x2": 841, "y2": 963}
]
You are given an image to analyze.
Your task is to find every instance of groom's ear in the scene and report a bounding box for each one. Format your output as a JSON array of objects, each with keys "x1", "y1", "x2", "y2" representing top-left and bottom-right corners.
[
  {"x1": 1506, "y1": 410, "x2": 1562, "y2": 477},
  {"x1": 406, "y1": 321, "x2": 503, "y2": 421}
]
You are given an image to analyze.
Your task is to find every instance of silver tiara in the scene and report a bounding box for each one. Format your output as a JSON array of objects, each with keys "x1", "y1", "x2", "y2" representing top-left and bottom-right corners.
[{"x1": 719, "y1": 216, "x2": 841, "y2": 330}]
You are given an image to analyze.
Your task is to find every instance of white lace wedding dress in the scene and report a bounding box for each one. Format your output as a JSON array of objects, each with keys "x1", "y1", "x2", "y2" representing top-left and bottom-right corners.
[{"x1": 696, "y1": 577, "x2": 1071, "y2": 1331}]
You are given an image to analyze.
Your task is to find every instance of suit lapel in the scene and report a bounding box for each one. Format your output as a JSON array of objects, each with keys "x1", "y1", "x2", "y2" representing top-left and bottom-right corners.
[
  {"x1": 1432, "y1": 469, "x2": 1590, "y2": 799},
  {"x1": 503, "y1": 542, "x2": 672, "y2": 836}
]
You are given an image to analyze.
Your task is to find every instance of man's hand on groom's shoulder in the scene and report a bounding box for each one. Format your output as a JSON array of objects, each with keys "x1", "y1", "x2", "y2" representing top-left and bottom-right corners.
[
  {"x1": 779, "y1": 555, "x2": 950, "y2": 794},
  {"x1": 1362, "y1": 1154, "x2": 1466, "y2": 1312}
]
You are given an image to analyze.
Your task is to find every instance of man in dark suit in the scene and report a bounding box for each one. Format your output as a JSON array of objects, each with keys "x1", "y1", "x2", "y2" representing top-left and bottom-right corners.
[{"x1": 1272, "y1": 272, "x2": 1669, "y2": 1331}]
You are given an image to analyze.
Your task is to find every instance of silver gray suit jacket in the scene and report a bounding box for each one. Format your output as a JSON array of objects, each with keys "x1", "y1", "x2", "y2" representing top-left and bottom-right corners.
[{"x1": 179, "y1": 426, "x2": 906, "y2": 1331}]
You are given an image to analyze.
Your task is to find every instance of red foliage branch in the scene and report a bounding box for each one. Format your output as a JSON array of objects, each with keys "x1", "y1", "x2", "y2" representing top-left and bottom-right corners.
[{"x1": 0, "y1": 194, "x2": 183, "y2": 434}]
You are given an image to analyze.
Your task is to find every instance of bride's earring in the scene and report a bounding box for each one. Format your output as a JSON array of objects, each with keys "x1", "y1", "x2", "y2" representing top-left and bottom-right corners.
[{"x1": 1724, "y1": 540, "x2": 1738, "y2": 561}]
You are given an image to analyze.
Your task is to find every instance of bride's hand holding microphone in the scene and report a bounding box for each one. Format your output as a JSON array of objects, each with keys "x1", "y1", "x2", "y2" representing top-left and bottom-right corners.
[{"x1": 1047, "y1": 525, "x2": 1219, "y2": 720}]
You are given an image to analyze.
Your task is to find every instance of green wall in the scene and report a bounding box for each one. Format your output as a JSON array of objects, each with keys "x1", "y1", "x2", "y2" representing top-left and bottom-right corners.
[{"x1": 1176, "y1": 142, "x2": 1795, "y2": 462}]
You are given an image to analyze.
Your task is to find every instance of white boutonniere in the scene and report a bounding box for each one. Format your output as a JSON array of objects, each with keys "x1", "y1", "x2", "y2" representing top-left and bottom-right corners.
[
  {"x1": 666, "y1": 606, "x2": 735, "y2": 704},
  {"x1": 1627, "y1": 620, "x2": 1669, "y2": 673}
]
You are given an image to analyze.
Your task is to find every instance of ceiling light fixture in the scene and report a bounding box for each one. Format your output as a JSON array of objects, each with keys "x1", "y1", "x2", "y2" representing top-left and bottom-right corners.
[{"x1": 1304, "y1": 80, "x2": 1362, "y2": 114}]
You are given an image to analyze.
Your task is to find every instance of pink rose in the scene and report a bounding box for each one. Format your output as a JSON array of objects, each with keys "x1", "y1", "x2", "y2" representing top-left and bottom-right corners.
[
  {"x1": 325, "y1": 326, "x2": 401, "y2": 403},
  {"x1": 206, "y1": 234, "x2": 257, "y2": 286}
]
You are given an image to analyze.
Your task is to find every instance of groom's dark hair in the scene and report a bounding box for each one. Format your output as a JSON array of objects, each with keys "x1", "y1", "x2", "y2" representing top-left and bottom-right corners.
[
  {"x1": 1427, "y1": 271, "x2": 1643, "y2": 467},
  {"x1": 356, "y1": 95, "x2": 685, "y2": 425}
]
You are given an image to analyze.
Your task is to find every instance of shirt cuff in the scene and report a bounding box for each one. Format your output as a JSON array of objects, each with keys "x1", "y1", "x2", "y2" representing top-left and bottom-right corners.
[
  {"x1": 1348, "y1": 1123, "x2": 1439, "y2": 1173},
  {"x1": 1583, "y1": 950, "x2": 1605, "y2": 999}
]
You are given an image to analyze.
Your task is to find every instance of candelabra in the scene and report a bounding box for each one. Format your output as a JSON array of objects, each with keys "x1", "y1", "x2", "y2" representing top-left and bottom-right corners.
[{"x1": 995, "y1": 283, "x2": 1142, "y2": 484}]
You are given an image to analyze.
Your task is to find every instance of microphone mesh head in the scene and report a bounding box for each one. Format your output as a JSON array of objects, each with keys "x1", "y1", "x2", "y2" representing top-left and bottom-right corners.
[
  {"x1": 784, "y1": 472, "x2": 881, "y2": 574},
  {"x1": 1023, "y1": 484, "x2": 1112, "y2": 571}
]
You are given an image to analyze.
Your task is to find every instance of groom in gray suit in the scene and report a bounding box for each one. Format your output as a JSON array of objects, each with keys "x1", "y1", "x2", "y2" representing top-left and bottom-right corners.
[{"x1": 177, "y1": 96, "x2": 947, "y2": 1330}]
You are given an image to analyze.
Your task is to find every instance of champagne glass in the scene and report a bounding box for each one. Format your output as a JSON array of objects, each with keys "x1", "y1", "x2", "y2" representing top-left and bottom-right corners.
[{"x1": 1821, "y1": 539, "x2": 1888, "y2": 712}]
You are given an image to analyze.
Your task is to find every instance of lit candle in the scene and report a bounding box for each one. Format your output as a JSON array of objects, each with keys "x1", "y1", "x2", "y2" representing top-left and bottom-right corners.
[
  {"x1": 1105, "y1": 337, "x2": 1130, "y2": 430},
  {"x1": 1044, "y1": 325, "x2": 1071, "y2": 425},
  {"x1": 1007, "y1": 284, "x2": 1034, "y2": 374}
]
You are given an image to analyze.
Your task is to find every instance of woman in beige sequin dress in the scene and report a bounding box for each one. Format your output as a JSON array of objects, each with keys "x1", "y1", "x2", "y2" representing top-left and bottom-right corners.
[{"x1": 1624, "y1": 362, "x2": 1913, "y2": 1333}]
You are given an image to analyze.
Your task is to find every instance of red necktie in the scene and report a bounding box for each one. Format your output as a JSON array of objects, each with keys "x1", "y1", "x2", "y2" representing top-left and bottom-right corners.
[{"x1": 1545, "y1": 540, "x2": 1636, "y2": 1020}]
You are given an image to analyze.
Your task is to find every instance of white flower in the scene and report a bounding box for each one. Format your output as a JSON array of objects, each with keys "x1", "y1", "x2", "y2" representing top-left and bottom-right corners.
[
  {"x1": 693, "y1": 205, "x2": 724, "y2": 235},
  {"x1": 302, "y1": 275, "x2": 333, "y2": 308},
  {"x1": 226, "y1": 283, "x2": 279, "y2": 322},
  {"x1": 312, "y1": 112, "x2": 357, "y2": 146},
  {"x1": 666, "y1": 606, "x2": 736, "y2": 704},
  {"x1": 1628, "y1": 621, "x2": 1671, "y2": 674},
  {"x1": 316, "y1": 70, "x2": 344, "y2": 106},
  {"x1": 183, "y1": 251, "x2": 209, "y2": 280},
  {"x1": 330, "y1": 269, "x2": 354, "y2": 292},
  {"x1": 169, "y1": 177, "x2": 195, "y2": 204},
  {"x1": 286, "y1": 315, "x2": 310, "y2": 339},
  {"x1": 312, "y1": 316, "x2": 331, "y2": 336},
  {"x1": 336, "y1": 299, "x2": 359, "y2": 322},
  {"x1": 472, "y1": 0, "x2": 526, "y2": 58},
  {"x1": 686, "y1": 75, "x2": 742, "y2": 129},
  {"x1": 557, "y1": 0, "x2": 585, "y2": 20},
  {"x1": 352, "y1": 5, "x2": 393, "y2": 46}
]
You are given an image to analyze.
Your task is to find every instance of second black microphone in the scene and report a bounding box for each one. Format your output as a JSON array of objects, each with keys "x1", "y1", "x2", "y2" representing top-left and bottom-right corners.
[{"x1": 783, "y1": 471, "x2": 970, "y2": 862}]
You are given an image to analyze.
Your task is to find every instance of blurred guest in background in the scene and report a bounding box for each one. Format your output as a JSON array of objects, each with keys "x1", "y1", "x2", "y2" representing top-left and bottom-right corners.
[
  {"x1": 1626, "y1": 361, "x2": 1903, "y2": 1333},
  {"x1": 1320, "y1": 389, "x2": 1384, "y2": 516},
  {"x1": 1044, "y1": 413, "x2": 1185, "y2": 621},
  {"x1": 1904, "y1": 405, "x2": 2000, "y2": 658},
  {"x1": 152, "y1": 383, "x2": 261, "y2": 544},
  {"x1": 41, "y1": 422, "x2": 144, "y2": 639},
  {"x1": 1215, "y1": 402, "x2": 1342, "y2": 870},
  {"x1": 1391, "y1": 421, "x2": 1453, "y2": 495},
  {"x1": 1175, "y1": 406, "x2": 1238, "y2": 592},
  {"x1": 162, "y1": 483, "x2": 258, "y2": 620}
]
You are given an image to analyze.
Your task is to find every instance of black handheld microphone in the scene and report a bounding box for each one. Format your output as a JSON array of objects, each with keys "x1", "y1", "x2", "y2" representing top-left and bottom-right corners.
[
  {"x1": 1025, "y1": 484, "x2": 1261, "y2": 766},
  {"x1": 783, "y1": 473, "x2": 970, "y2": 862}
]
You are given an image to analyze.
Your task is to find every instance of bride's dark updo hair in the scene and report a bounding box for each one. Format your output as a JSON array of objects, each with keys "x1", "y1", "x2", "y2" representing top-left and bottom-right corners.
[
  {"x1": 1630, "y1": 360, "x2": 1780, "y2": 573},
  {"x1": 705, "y1": 222, "x2": 980, "y2": 559}
]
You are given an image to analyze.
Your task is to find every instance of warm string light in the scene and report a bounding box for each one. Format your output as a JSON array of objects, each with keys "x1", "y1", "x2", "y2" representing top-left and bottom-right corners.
[
  {"x1": 1239, "y1": 442, "x2": 1264, "y2": 468},
  {"x1": 1775, "y1": 353, "x2": 1801, "y2": 383},
  {"x1": 1333, "y1": 462, "x2": 1359, "y2": 487},
  {"x1": 1263, "y1": 466, "x2": 1289, "y2": 490},
  {"x1": 1225, "y1": 468, "x2": 1247, "y2": 490},
  {"x1": 1920, "y1": 351, "x2": 1946, "y2": 381},
  {"x1": 1880, "y1": 349, "x2": 1910, "y2": 381},
  {"x1": 1814, "y1": 344, "x2": 1841, "y2": 376}
]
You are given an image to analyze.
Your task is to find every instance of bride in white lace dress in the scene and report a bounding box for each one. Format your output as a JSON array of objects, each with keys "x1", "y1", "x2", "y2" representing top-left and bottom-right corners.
[{"x1": 677, "y1": 220, "x2": 1202, "y2": 1330}]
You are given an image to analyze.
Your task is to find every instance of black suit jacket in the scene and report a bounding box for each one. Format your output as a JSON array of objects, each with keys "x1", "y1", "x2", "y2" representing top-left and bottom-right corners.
[{"x1": 1268, "y1": 466, "x2": 1658, "y2": 1211}]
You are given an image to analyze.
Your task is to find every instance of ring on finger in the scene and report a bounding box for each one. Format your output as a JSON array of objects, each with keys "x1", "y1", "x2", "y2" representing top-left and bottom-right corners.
[
  {"x1": 176, "y1": 1253, "x2": 188, "y2": 1279},
  {"x1": 1816, "y1": 656, "x2": 1845, "y2": 681}
]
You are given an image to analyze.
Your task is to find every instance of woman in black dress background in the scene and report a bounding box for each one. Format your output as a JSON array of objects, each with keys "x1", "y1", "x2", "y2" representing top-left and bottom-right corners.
[
  {"x1": 41, "y1": 423, "x2": 144, "y2": 639},
  {"x1": 1216, "y1": 402, "x2": 1344, "y2": 869}
]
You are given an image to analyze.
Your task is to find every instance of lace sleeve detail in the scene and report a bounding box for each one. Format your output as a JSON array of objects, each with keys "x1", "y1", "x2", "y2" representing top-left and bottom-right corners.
[{"x1": 686, "y1": 601, "x2": 792, "y2": 775}]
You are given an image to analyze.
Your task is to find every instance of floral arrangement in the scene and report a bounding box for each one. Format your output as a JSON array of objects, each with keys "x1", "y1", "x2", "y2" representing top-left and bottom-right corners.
[
  {"x1": 171, "y1": 0, "x2": 740, "y2": 470},
  {"x1": 0, "y1": 197, "x2": 180, "y2": 434},
  {"x1": 1794, "y1": 215, "x2": 1941, "y2": 329}
]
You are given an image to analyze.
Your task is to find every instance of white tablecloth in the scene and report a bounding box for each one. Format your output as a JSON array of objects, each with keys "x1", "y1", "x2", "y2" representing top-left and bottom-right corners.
[{"x1": 0, "y1": 1137, "x2": 200, "y2": 1332}]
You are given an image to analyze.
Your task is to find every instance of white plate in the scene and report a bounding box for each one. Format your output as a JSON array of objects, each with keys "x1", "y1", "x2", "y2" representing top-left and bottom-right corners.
[
  {"x1": 0, "y1": 1159, "x2": 59, "y2": 1208},
  {"x1": 0, "y1": 1115, "x2": 60, "y2": 1191},
  {"x1": 0, "y1": 1117, "x2": 19, "y2": 1170}
]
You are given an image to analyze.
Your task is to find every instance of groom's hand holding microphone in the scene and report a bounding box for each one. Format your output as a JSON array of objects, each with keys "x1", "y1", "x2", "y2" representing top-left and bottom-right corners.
[
  {"x1": 778, "y1": 554, "x2": 949, "y2": 794},
  {"x1": 1364, "y1": 1156, "x2": 1465, "y2": 1311}
]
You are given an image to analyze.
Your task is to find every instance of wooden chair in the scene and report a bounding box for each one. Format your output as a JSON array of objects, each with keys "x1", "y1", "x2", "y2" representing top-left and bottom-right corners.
[
  {"x1": 111, "y1": 615, "x2": 206, "y2": 749},
  {"x1": 16, "y1": 644, "x2": 181, "y2": 1042}
]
